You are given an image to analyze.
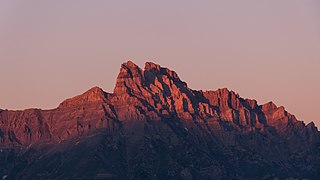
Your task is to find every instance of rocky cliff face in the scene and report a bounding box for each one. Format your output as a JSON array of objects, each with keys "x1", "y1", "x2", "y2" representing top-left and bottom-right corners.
[{"x1": 0, "y1": 61, "x2": 319, "y2": 179}]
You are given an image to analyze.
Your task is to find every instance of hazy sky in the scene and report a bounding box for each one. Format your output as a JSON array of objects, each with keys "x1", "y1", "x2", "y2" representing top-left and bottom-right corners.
[{"x1": 0, "y1": 1, "x2": 319, "y2": 126}]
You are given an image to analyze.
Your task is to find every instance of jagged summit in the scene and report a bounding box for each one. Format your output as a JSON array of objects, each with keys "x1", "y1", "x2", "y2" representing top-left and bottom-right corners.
[
  {"x1": 144, "y1": 61, "x2": 161, "y2": 71},
  {"x1": 45, "y1": 61, "x2": 318, "y2": 131},
  {"x1": 0, "y1": 60, "x2": 319, "y2": 179},
  {"x1": 54, "y1": 61, "x2": 317, "y2": 132},
  {"x1": 113, "y1": 61, "x2": 144, "y2": 95},
  {"x1": 113, "y1": 60, "x2": 185, "y2": 95}
]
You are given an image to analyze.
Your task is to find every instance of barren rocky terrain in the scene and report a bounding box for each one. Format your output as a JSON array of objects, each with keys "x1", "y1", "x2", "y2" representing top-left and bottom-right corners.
[{"x1": 0, "y1": 61, "x2": 319, "y2": 179}]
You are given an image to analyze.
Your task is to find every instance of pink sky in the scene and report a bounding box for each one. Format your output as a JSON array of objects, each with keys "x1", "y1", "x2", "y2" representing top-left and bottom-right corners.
[{"x1": 0, "y1": 1, "x2": 319, "y2": 126}]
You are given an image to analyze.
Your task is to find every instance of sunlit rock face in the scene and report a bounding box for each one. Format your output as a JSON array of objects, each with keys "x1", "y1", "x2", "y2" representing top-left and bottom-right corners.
[{"x1": 0, "y1": 61, "x2": 319, "y2": 179}]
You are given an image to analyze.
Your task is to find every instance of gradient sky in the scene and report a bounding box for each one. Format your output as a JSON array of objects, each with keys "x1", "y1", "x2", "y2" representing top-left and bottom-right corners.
[{"x1": 0, "y1": 0, "x2": 319, "y2": 126}]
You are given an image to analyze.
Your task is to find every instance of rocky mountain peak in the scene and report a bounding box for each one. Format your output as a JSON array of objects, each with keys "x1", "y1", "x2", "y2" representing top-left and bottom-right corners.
[
  {"x1": 144, "y1": 62, "x2": 180, "y2": 81},
  {"x1": 113, "y1": 61, "x2": 144, "y2": 95},
  {"x1": 261, "y1": 101, "x2": 278, "y2": 111},
  {"x1": 59, "y1": 86, "x2": 106, "y2": 108},
  {"x1": 113, "y1": 61, "x2": 188, "y2": 97},
  {"x1": 1, "y1": 61, "x2": 320, "y2": 179},
  {"x1": 144, "y1": 61, "x2": 161, "y2": 71},
  {"x1": 123, "y1": 60, "x2": 138, "y2": 68},
  {"x1": 117, "y1": 61, "x2": 143, "y2": 79}
]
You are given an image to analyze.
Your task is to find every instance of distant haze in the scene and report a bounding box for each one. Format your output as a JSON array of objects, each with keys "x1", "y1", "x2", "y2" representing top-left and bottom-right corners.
[{"x1": 0, "y1": 1, "x2": 319, "y2": 126}]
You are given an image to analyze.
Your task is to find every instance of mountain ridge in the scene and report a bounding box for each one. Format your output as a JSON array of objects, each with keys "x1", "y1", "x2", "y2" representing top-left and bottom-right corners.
[
  {"x1": 0, "y1": 60, "x2": 319, "y2": 179},
  {"x1": 3, "y1": 60, "x2": 317, "y2": 127},
  {"x1": 0, "y1": 60, "x2": 318, "y2": 147}
]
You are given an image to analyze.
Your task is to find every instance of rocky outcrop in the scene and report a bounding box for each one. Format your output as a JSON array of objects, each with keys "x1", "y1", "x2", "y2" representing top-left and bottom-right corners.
[
  {"x1": 0, "y1": 61, "x2": 319, "y2": 179},
  {"x1": 58, "y1": 86, "x2": 108, "y2": 108}
]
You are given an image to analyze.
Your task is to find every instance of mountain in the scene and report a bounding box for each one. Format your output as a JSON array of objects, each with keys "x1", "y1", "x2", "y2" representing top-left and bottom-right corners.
[{"x1": 0, "y1": 61, "x2": 319, "y2": 179}]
